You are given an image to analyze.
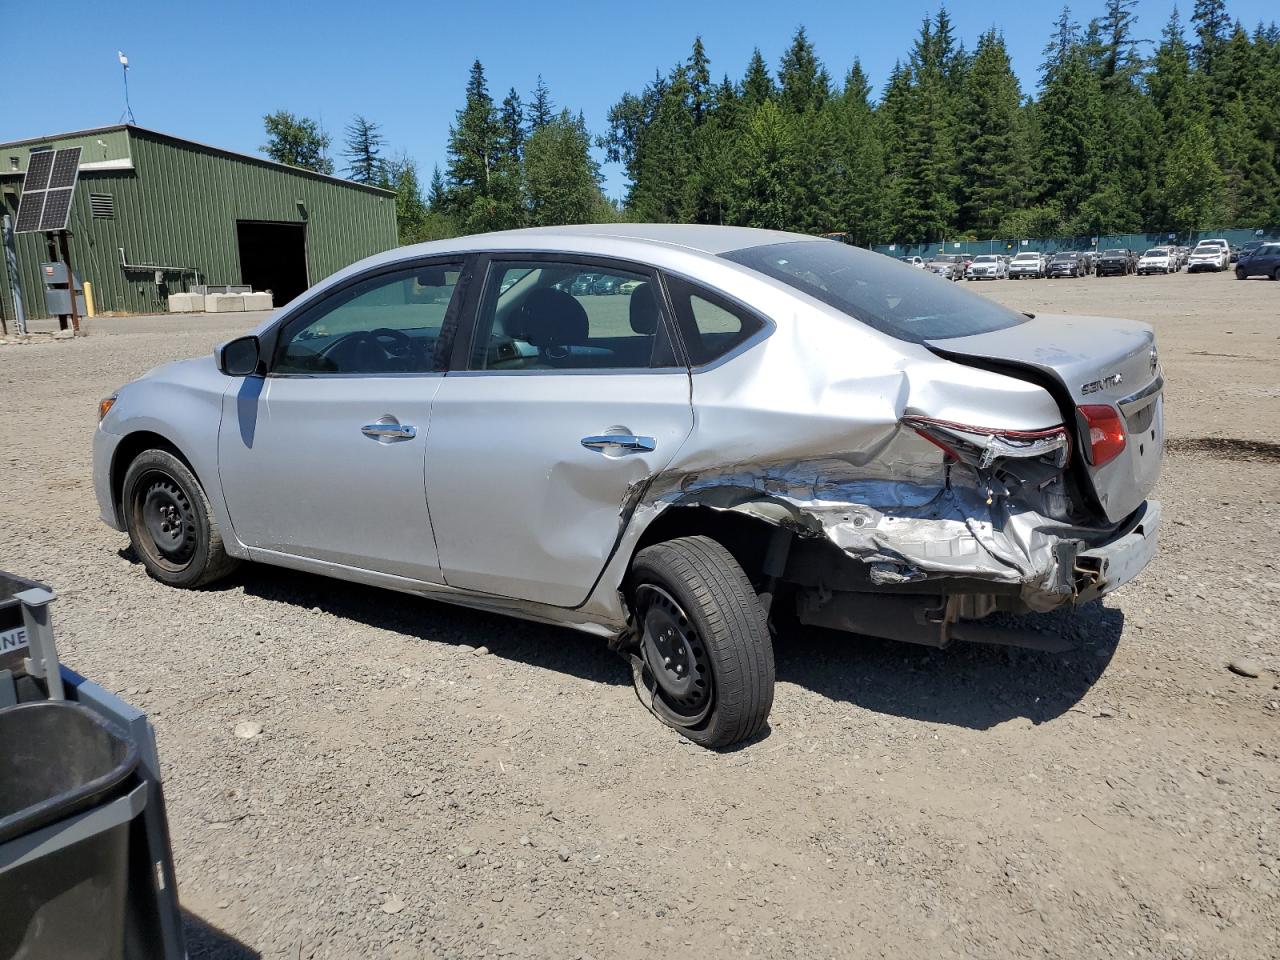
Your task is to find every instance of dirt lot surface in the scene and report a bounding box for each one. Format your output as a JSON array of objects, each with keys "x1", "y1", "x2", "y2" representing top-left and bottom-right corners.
[{"x1": 1, "y1": 270, "x2": 1277, "y2": 959}]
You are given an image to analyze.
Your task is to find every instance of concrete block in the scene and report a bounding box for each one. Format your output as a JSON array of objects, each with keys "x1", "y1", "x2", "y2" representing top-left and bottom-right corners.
[
  {"x1": 167, "y1": 292, "x2": 205, "y2": 313},
  {"x1": 242, "y1": 291, "x2": 274, "y2": 311},
  {"x1": 205, "y1": 293, "x2": 246, "y2": 313}
]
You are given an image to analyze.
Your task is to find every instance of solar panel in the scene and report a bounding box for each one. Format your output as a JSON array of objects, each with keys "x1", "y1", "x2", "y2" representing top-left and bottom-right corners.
[
  {"x1": 14, "y1": 146, "x2": 81, "y2": 234},
  {"x1": 49, "y1": 149, "x2": 80, "y2": 189},
  {"x1": 38, "y1": 188, "x2": 74, "y2": 232},
  {"x1": 23, "y1": 151, "x2": 54, "y2": 192}
]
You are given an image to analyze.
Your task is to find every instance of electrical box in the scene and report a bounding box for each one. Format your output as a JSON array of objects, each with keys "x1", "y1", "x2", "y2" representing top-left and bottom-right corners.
[{"x1": 40, "y1": 262, "x2": 86, "y2": 316}]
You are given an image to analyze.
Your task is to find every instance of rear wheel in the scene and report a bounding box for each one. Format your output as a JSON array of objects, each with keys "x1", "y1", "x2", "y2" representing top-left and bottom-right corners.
[
  {"x1": 122, "y1": 449, "x2": 238, "y2": 588},
  {"x1": 629, "y1": 536, "x2": 774, "y2": 749},
  {"x1": 1273, "y1": 268, "x2": 1280, "y2": 281},
  {"x1": 1236, "y1": 267, "x2": 1247, "y2": 280}
]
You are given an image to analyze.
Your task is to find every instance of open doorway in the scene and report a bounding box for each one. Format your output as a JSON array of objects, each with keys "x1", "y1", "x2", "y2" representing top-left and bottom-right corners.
[{"x1": 236, "y1": 220, "x2": 308, "y2": 306}]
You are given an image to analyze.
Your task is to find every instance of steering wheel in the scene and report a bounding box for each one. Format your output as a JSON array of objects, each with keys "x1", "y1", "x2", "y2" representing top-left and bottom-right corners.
[{"x1": 366, "y1": 327, "x2": 415, "y2": 358}]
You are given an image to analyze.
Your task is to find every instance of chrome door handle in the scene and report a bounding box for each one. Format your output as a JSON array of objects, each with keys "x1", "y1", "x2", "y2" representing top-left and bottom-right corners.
[
  {"x1": 581, "y1": 434, "x2": 656, "y2": 453},
  {"x1": 361, "y1": 420, "x2": 417, "y2": 442}
]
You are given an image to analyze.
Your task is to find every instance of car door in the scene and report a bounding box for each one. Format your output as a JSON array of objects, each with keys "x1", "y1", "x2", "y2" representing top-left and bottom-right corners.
[
  {"x1": 424, "y1": 254, "x2": 694, "y2": 607},
  {"x1": 217, "y1": 259, "x2": 468, "y2": 583}
]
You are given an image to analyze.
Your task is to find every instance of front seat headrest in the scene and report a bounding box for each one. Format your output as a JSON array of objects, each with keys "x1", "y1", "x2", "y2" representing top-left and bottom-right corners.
[
  {"x1": 518, "y1": 288, "x2": 589, "y2": 347},
  {"x1": 629, "y1": 282, "x2": 660, "y2": 335}
]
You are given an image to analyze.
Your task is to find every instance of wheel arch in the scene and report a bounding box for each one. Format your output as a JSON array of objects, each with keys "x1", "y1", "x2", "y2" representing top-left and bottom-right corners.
[{"x1": 110, "y1": 431, "x2": 199, "y2": 519}]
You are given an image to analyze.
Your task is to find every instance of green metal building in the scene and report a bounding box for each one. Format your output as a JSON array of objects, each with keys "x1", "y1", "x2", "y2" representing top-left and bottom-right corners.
[{"x1": 0, "y1": 124, "x2": 397, "y2": 322}]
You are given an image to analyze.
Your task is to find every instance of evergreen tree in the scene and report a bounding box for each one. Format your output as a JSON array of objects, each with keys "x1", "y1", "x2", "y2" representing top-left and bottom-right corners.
[
  {"x1": 687, "y1": 37, "x2": 713, "y2": 123},
  {"x1": 956, "y1": 31, "x2": 1025, "y2": 235},
  {"x1": 727, "y1": 100, "x2": 801, "y2": 229},
  {"x1": 778, "y1": 26, "x2": 831, "y2": 113},
  {"x1": 742, "y1": 48, "x2": 776, "y2": 107},
  {"x1": 831, "y1": 60, "x2": 885, "y2": 244},
  {"x1": 524, "y1": 111, "x2": 608, "y2": 225},
  {"x1": 382, "y1": 154, "x2": 429, "y2": 244},
  {"x1": 1035, "y1": 44, "x2": 1104, "y2": 233},
  {"x1": 1191, "y1": 0, "x2": 1231, "y2": 69},
  {"x1": 528, "y1": 75, "x2": 555, "y2": 131},
  {"x1": 427, "y1": 165, "x2": 448, "y2": 210},
  {"x1": 627, "y1": 66, "x2": 695, "y2": 221},
  {"x1": 343, "y1": 115, "x2": 385, "y2": 184},
  {"x1": 445, "y1": 60, "x2": 521, "y2": 232}
]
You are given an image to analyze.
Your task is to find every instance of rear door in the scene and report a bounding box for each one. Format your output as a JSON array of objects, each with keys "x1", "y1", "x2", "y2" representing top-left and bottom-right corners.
[{"x1": 425, "y1": 254, "x2": 694, "y2": 607}]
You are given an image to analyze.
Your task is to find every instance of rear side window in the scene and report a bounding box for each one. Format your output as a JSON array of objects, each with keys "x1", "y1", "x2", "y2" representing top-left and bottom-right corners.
[
  {"x1": 663, "y1": 273, "x2": 765, "y2": 366},
  {"x1": 722, "y1": 240, "x2": 1027, "y2": 345},
  {"x1": 468, "y1": 260, "x2": 677, "y2": 371}
]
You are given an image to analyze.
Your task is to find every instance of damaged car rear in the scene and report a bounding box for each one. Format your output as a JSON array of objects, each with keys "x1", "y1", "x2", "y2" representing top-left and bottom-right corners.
[{"x1": 93, "y1": 225, "x2": 1162, "y2": 750}]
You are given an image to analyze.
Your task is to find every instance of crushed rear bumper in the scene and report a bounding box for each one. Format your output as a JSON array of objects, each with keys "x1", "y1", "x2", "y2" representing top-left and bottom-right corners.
[{"x1": 1073, "y1": 499, "x2": 1161, "y2": 604}]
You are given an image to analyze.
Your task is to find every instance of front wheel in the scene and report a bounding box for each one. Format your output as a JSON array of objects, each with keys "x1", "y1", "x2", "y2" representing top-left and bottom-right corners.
[
  {"x1": 122, "y1": 449, "x2": 239, "y2": 588},
  {"x1": 1236, "y1": 267, "x2": 1247, "y2": 280},
  {"x1": 629, "y1": 536, "x2": 774, "y2": 748}
]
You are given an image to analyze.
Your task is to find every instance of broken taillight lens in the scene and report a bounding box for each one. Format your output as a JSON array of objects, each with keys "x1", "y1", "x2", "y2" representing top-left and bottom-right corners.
[
  {"x1": 1077, "y1": 404, "x2": 1127, "y2": 466},
  {"x1": 903, "y1": 416, "x2": 1071, "y2": 470}
]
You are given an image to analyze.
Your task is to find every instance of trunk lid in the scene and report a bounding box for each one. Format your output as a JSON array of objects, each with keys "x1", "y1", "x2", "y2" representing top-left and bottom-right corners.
[{"x1": 926, "y1": 314, "x2": 1163, "y2": 525}]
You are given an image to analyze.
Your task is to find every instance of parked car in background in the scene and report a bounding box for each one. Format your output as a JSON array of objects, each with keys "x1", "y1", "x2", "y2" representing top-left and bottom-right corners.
[
  {"x1": 965, "y1": 254, "x2": 1008, "y2": 280},
  {"x1": 1188, "y1": 239, "x2": 1231, "y2": 272},
  {"x1": 1047, "y1": 252, "x2": 1084, "y2": 278},
  {"x1": 927, "y1": 254, "x2": 964, "y2": 281},
  {"x1": 92, "y1": 224, "x2": 1164, "y2": 748},
  {"x1": 1235, "y1": 241, "x2": 1280, "y2": 280},
  {"x1": 1229, "y1": 244, "x2": 1240, "y2": 263},
  {"x1": 1008, "y1": 251, "x2": 1047, "y2": 279},
  {"x1": 1137, "y1": 248, "x2": 1178, "y2": 275},
  {"x1": 1095, "y1": 249, "x2": 1136, "y2": 277},
  {"x1": 592, "y1": 274, "x2": 625, "y2": 295},
  {"x1": 900, "y1": 256, "x2": 926, "y2": 268},
  {"x1": 1237, "y1": 240, "x2": 1265, "y2": 263}
]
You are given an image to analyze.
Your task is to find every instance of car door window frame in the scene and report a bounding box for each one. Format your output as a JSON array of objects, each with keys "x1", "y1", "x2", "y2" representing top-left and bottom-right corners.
[
  {"x1": 447, "y1": 252, "x2": 688, "y2": 376},
  {"x1": 261, "y1": 255, "x2": 476, "y2": 379}
]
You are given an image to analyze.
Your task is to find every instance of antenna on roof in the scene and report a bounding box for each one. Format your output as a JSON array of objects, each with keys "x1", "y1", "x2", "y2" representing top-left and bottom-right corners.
[{"x1": 118, "y1": 51, "x2": 136, "y2": 124}]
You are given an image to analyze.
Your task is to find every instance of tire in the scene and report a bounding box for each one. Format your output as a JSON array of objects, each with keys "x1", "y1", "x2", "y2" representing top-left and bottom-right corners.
[
  {"x1": 1273, "y1": 268, "x2": 1280, "y2": 282},
  {"x1": 630, "y1": 536, "x2": 774, "y2": 748},
  {"x1": 1236, "y1": 267, "x2": 1247, "y2": 280},
  {"x1": 122, "y1": 448, "x2": 239, "y2": 588}
]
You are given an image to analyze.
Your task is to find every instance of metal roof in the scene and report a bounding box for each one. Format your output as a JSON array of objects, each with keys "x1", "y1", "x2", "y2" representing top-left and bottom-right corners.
[{"x1": 0, "y1": 124, "x2": 392, "y2": 196}]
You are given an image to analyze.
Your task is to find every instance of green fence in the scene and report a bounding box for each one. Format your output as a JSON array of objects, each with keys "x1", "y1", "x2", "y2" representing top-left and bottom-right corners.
[{"x1": 871, "y1": 226, "x2": 1280, "y2": 259}]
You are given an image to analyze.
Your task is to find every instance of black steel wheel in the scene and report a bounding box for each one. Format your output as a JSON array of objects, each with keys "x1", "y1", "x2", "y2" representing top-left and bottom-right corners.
[
  {"x1": 122, "y1": 448, "x2": 239, "y2": 588},
  {"x1": 629, "y1": 536, "x2": 773, "y2": 748}
]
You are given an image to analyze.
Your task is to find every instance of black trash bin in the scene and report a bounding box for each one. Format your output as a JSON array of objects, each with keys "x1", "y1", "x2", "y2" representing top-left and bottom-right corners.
[{"x1": 0, "y1": 701, "x2": 141, "y2": 960}]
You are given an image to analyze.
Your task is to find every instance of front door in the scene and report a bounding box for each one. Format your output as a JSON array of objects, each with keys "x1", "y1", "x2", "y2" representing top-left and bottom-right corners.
[
  {"x1": 426, "y1": 256, "x2": 694, "y2": 607},
  {"x1": 217, "y1": 261, "x2": 465, "y2": 583}
]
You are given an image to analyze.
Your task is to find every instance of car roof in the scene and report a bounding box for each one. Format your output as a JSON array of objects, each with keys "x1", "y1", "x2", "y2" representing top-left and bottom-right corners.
[{"x1": 413, "y1": 224, "x2": 810, "y2": 257}]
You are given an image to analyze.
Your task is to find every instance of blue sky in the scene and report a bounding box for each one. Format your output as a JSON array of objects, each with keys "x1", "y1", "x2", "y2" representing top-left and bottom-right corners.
[{"x1": 5, "y1": 0, "x2": 1274, "y2": 199}]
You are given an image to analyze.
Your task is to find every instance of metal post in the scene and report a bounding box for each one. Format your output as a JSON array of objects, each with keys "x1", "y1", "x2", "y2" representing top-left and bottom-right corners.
[
  {"x1": 16, "y1": 586, "x2": 64, "y2": 700},
  {"x1": 57, "y1": 230, "x2": 80, "y2": 336},
  {"x1": 0, "y1": 214, "x2": 21, "y2": 336}
]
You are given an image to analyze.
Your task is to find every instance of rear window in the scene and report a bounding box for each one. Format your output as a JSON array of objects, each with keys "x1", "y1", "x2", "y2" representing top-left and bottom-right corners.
[{"x1": 722, "y1": 240, "x2": 1027, "y2": 345}]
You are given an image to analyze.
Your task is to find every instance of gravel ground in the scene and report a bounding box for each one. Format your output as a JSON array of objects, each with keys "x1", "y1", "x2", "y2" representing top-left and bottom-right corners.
[{"x1": 1, "y1": 269, "x2": 1277, "y2": 960}]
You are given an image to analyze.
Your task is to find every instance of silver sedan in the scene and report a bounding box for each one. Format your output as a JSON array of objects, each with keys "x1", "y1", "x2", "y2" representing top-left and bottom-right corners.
[{"x1": 93, "y1": 225, "x2": 1164, "y2": 747}]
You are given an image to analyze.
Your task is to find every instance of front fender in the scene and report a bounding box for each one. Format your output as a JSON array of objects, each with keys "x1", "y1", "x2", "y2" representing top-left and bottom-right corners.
[{"x1": 94, "y1": 368, "x2": 245, "y2": 557}]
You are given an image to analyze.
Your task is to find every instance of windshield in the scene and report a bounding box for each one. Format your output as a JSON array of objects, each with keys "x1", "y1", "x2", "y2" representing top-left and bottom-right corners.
[
  {"x1": 1195, "y1": 242, "x2": 1221, "y2": 250},
  {"x1": 1052, "y1": 253, "x2": 1076, "y2": 260},
  {"x1": 973, "y1": 255, "x2": 998, "y2": 263},
  {"x1": 722, "y1": 240, "x2": 1028, "y2": 344},
  {"x1": 1143, "y1": 249, "x2": 1168, "y2": 257},
  {"x1": 1013, "y1": 253, "x2": 1038, "y2": 260},
  {"x1": 1104, "y1": 249, "x2": 1126, "y2": 256}
]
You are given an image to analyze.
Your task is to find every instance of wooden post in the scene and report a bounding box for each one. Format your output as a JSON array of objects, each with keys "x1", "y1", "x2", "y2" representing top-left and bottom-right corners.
[{"x1": 57, "y1": 230, "x2": 80, "y2": 336}]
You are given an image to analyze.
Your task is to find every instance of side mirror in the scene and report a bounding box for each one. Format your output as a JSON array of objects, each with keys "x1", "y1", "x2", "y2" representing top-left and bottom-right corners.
[{"x1": 216, "y1": 335, "x2": 262, "y2": 377}]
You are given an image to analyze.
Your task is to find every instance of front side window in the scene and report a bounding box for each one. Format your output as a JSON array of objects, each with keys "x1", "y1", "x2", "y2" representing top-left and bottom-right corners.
[
  {"x1": 468, "y1": 260, "x2": 675, "y2": 370},
  {"x1": 274, "y1": 262, "x2": 463, "y2": 374},
  {"x1": 722, "y1": 240, "x2": 1027, "y2": 345}
]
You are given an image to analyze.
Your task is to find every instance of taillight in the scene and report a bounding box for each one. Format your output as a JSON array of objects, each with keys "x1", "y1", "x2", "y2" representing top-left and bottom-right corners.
[
  {"x1": 904, "y1": 416, "x2": 1070, "y2": 470},
  {"x1": 1078, "y1": 404, "x2": 1126, "y2": 466}
]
